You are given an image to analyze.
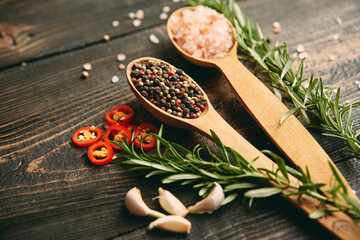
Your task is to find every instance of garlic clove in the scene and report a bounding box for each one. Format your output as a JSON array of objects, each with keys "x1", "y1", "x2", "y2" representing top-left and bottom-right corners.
[
  {"x1": 188, "y1": 182, "x2": 224, "y2": 214},
  {"x1": 125, "y1": 187, "x2": 165, "y2": 218},
  {"x1": 148, "y1": 215, "x2": 191, "y2": 234},
  {"x1": 158, "y1": 187, "x2": 189, "y2": 217},
  {"x1": 125, "y1": 187, "x2": 151, "y2": 217}
]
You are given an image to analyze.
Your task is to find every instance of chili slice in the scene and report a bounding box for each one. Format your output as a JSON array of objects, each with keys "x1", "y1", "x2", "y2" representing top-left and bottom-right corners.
[
  {"x1": 72, "y1": 126, "x2": 102, "y2": 147},
  {"x1": 126, "y1": 124, "x2": 138, "y2": 133},
  {"x1": 88, "y1": 142, "x2": 114, "y2": 165},
  {"x1": 134, "y1": 123, "x2": 158, "y2": 150},
  {"x1": 104, "y1": 125, "x2": 132, "y2": 150},
  {"x1": 105, "y1": 105, "x2": 134, "y2": 126}
]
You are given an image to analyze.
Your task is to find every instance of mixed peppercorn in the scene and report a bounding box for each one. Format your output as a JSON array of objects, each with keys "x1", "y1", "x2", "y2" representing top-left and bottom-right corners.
[{"x1": 131, "y1": 60, "x2": 207, "y2": 119}]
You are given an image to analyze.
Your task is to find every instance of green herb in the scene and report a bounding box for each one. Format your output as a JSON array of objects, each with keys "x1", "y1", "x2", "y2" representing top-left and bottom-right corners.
[
  {"x1": 186, "y1": 0, "x2": 360, "y2": 159},
  {"x1": 114, "y1": 125, "x2": 360, "y2": 219}
]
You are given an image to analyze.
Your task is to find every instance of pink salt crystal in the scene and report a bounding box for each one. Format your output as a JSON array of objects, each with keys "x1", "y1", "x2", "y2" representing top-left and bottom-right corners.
[
  {"x1": 169, "y1": 6, "x2": 234, "y2": 59},
  {"x1": 159, "y1": 12, "x2": 168, "y2": 20},
  {"x1": 119, "y1": 64, "x2": 126, "y2": 70},
  {"x1": 135, "y1": 10, "x2": 144, "y2": 20}
]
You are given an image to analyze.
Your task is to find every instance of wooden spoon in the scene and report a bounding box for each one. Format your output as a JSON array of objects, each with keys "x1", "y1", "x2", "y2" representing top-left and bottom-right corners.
[
  {"x1": 126, "y1": 57, "x2": 360, "y2": 239},
  {"x1": 167, "y1": 7, "x2": 358, "y2": 202}
]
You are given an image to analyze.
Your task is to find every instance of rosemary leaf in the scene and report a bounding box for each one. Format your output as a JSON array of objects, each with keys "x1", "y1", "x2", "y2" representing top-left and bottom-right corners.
[
  {"x1": 115, "y1": 127, "x2": 360, "y2": 219},
  {"x1": 244, "y1": 187, "x2": 283, "y2": 198},
  {"x1": 309, "y1": 209, "x2": 328, "y2": 219},
  {"x1": 224, "y1": 182, "x2": 259, "y2": 192},
  {"x1": 280, "y1": 107, "x2": 300, "y2": 125},
  {"x1": 221, "y1": 192, "x2": 239, "y2": 205},
  {"x1": 187, "y1": 0, "x2": 360, "y2": 159}
]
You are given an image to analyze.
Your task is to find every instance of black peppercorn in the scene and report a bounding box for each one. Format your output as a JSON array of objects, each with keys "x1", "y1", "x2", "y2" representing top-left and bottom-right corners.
[{"x1": 133, "y1": 60, "x2": 207, "y2": 119}]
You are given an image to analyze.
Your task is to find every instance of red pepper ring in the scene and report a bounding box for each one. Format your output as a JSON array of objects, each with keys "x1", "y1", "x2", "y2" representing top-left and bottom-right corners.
[
  {"x1": 126, "y1": 124, "x2": 138, "y2": 133},
  {"x1": 104, "y1": 125, "x2": 132, "y2": 150},
  {"x1": 134, "y1": 123, "x2": 159, "y2": 150},
  {"x1": 105, "y1": 105, "x2": 134, "y2": 126},
  {"x1": 88, "y1": 142, "x2": 114, "y2": 165},
  {"x1": 72, "y1": 126, "x2": 102, "y2": 147}
]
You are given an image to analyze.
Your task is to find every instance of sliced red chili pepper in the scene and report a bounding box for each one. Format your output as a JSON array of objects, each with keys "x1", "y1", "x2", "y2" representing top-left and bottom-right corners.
[
  {"x1": 88, "y1": 142, "x2": 114, "y2": 165},
  {"x1": 134, "y1": 123, "x2": 158, "y2": 150},
  {"x1": 126, "y1": 124, "x2": 138, "y2": 133},
  {"x1": 72, "y1": 126, "x2": 102, "y2": 147},
  {"x1": 104, "y1": 125, "x2": 132, "y2": 150},
  {"x1": 105, "y1": 105, "x2": 134, "y2": 126}
]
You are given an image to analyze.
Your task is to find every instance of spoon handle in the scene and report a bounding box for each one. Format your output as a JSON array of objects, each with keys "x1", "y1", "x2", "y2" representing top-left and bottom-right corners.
[
  {"x1": 214, "y1": 56, "x2": 358, "y2": 202},
  {"x1": 195, "y1": 107, "x2": 360, "y2": 239}
]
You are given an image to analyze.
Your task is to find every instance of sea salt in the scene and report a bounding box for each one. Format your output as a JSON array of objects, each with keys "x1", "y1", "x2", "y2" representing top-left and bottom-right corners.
[
  {"x1": 112, "y1": 75, "x2": 119, "y2": 83},
  {"x1": 135, "y1": 9, "x2": 144, "y2": 20},
  {"x1": 112, "y1": 20, "x2": 120, "y2": 27},
  {"x1": 133, "y1": 19, "x2": 141, "y2": 27},
  {"x1": 162, "y1": 6, "x2": 170, "y2": 13},
  {"x1": 83, "y1": 63, "x2": 92, "y2": 71},
  {"x1": 119, "y1": 64, "x2": 125, "y2": 70},
  {"x1": 169, "y1": 6, "x2": 234, "y2": 59},
  {"x1": 103, "y1": 35, "x2": 110, "y2": 41},
  {"x1": 328, "y1": 55, "x2": 336, "y2": 61},
  {"x1": 333, "y1": 34, "x2": 340, "y2": 40},
  {"x1": 272, "y1": 22, "x2": 280, "y2": 28},
  {"x1": 128, "y1": 12, "x2": 135, "y2": 19},
  {"x1": 117, "y1": 53, "x2": 126, "y2": 61},
  {"x1": 150, "y1": 34, "x2": 160, "y2": 44},
  {"x1": 82, "y1": 71, "x2": 89, "y2": 78},
  {"x1": 159, "y1": 12, "x2": 168, "y2": 20},
  {"x1": 296, "y1": 44, "x2": 305, "y2": 53},
  {"x1": 272, "y1": 22, "x2": 281, "y2": 34}
]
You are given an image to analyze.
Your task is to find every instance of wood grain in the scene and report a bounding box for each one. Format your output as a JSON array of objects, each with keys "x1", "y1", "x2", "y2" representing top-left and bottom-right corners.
[
  {"x1": 0, "y1": 0, "x2": 184, "y2": 69},
  {"x1": 0, "y1": 0, "x2": 359, "y2": 239}
]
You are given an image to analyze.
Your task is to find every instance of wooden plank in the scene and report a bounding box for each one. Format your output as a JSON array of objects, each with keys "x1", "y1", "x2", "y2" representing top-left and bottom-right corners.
[
  {"x1": 0, "y1": 0, "x2": 359, "y2": 239},
  {"x1": 0, "y1": 0, "x2": 184, "y2": 69}
]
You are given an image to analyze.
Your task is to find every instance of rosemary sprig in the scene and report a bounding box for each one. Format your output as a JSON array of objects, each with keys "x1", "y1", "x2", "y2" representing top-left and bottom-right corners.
[
  {"x1": 186, "y1": 0, "x2": 360, "y2": 159},
  {"x1": 115, "y1": 126, "x2": 360, "y2": 219}
]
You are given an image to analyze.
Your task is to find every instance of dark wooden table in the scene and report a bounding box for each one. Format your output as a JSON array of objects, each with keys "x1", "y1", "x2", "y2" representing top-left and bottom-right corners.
[{"x1": 1, "y1": 0, "x2": 359, "y2": 239}]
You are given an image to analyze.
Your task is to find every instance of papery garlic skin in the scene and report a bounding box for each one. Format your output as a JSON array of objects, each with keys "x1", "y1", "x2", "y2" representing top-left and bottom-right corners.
[
  {"x1": 158, "y1": 187, "x2": 189, "y2": 217},
  {"x1": 125, "y1": 187, "x2": 165, "y2": 218},
  {"x1": 188, "y1": 182, "x2": 224, "y2": 214},
  {"x1": 148, "y1": 215, "x2": 191, "y2": 234}
]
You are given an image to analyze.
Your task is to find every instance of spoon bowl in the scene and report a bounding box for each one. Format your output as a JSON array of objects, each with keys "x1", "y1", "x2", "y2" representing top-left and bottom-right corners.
[
  {"x1": 167, "y1": 6, "x2": 237, "y2": 68},
  {"x1": 125, "y1": 57, "x2": 359, "y2": 239},
  {"x1": 126, "y1": 57, "x2": 212, "y2": 134}
]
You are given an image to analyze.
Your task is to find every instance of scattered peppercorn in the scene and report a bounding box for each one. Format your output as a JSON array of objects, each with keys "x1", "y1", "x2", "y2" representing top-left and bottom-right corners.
[{"x1": 131, "y1": 60, "x2": 207, "y2": 119}]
